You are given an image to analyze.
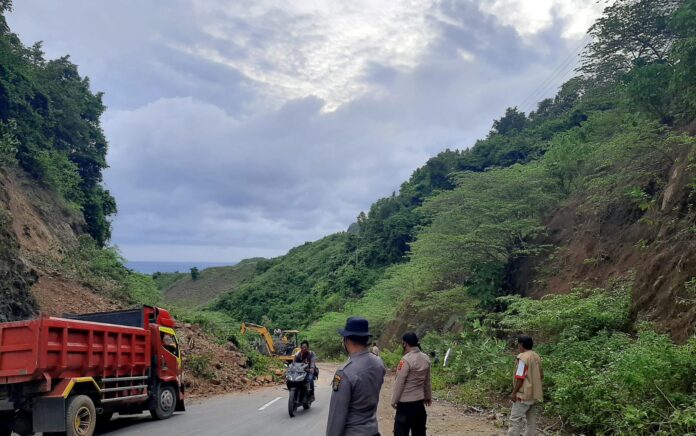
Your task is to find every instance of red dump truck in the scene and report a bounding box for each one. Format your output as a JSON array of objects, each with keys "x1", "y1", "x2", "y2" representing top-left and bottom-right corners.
[{"x1": 0, "y1": 306, "x2": 184, "y2": 436}]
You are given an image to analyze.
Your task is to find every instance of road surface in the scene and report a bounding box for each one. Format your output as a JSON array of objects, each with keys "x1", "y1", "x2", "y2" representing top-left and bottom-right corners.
[
  {"x1": 17, "y1": 363, "x2": 502, "y2": 435},
  {"x1": 96, "y1": 378, "x2": 332, "y2": 436}
]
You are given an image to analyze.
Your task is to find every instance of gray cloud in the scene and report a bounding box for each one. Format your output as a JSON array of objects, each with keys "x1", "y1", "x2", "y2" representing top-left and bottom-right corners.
[{"x1": 7, "y1": 1, "x2": 601, "y2": 262}]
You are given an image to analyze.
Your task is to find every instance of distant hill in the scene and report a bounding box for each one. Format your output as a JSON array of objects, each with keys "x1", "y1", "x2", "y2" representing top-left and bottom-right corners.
[{"x1": 159, "y1": 258, "x2": 263, "y2": 307}]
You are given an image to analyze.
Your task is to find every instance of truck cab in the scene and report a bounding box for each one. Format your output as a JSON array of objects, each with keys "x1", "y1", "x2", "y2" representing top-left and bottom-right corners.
[{"x1": 0, "y1": 306, "x2": 185, "y2": 436}]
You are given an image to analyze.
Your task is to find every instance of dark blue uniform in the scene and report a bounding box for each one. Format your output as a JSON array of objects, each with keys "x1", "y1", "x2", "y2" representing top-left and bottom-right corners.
[{"x1": 326, "y1": 350, "x2": 385, "y2": 436}]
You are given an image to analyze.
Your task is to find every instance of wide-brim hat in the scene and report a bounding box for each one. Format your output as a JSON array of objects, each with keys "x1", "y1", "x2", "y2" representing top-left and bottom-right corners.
[{"x1": 338, "y1": 316, "x2": 372, "y2": 337}]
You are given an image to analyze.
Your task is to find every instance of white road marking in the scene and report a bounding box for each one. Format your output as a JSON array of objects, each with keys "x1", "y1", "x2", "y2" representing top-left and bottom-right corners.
[{"x1": 258, "y1": 396, "x2": 283, "y2": 411}]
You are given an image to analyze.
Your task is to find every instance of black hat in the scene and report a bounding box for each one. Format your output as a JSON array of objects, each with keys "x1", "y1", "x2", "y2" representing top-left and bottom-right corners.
[
  {"x1": 338, "y1": 317, "x2": 372, "y2": 337},
  {"x1": 402, "y1": 332, "x2": 420, "y2": 348}
]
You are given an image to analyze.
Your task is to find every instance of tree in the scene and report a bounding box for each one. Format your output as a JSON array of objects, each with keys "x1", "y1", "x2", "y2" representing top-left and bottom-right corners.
[
  {"x1": 581, "y1": 0, "x2": 681, "y2": 83},
  {"x1": 491, "y1": 107, "x2": 527, "y2": 136},
  {"x1": 668, "y1": 0, "x2": 696, "y2": 122},
  {"x1": 190, "y1": 267, "x2": 200, "y2": 281}
]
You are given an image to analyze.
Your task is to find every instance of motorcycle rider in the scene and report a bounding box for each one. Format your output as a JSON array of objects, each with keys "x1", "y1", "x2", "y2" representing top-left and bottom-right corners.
[{"x1": 294, "y1": 340, "x2": 317, "y2": 401}]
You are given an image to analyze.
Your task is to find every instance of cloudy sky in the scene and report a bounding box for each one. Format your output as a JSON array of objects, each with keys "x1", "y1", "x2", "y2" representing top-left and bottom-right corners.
[{"x1": 7, "y1": 0, "x2": 605, "y2": 263}]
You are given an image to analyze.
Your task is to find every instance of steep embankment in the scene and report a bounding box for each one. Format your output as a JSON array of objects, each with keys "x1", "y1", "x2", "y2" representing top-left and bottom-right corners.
[
  {"x1": 510, "y1": 144, "x2": 696, "y2": 341},
  {"x1": 0, "y1": 168, "x2": 120, "y2": 318},
  {"x1": 161, "y1": 259, "x2": 261, "y2": 308}
]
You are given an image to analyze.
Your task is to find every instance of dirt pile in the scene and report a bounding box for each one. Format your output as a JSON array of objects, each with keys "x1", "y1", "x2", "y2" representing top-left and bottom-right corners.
[{"x1": 175, "y1": 323, "x2": 280, "y2": 398}]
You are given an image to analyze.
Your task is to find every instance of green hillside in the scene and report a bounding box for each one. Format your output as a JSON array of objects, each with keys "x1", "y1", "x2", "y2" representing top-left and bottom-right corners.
[
  {"x1": 211, "y1": 1, "x2": 696, "y2": 433},
  {"x1": 159, "y1": 259, "x2": 261, "y2": 308}
]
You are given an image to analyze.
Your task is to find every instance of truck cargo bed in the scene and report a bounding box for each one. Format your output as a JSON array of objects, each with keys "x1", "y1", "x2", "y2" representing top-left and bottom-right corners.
[{"x1": 0, "y1": 315, "x2": 151, "y2": 385}]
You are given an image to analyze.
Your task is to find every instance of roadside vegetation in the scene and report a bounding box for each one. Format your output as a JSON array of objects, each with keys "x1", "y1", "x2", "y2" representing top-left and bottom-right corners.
[
  {"x1": 303, "y1": 1, "x2": 696, "y2": 433},
  {"x1": 3, "y1": 0, "x2": 696, "y2": 432}
]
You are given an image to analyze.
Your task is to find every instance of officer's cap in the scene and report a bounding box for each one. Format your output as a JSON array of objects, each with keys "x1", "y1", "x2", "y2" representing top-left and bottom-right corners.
[{"x1": 338, "y1": 317, "x2": 372, "y2": 337}]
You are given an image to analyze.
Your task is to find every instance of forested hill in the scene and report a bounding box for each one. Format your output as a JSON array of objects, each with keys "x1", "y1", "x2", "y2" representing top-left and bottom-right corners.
[
  {"x1": 211, "y1": 0, "x2": 696, "y2": 332},
  {"x1": 212, "y1": 1, "x2": 696, "y2": 432}
]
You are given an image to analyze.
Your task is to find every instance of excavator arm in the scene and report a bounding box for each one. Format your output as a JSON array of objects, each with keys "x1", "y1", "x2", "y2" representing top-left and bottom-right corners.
[{"x1": 240, "y1": 322, "x2": 277, "y2": 354}]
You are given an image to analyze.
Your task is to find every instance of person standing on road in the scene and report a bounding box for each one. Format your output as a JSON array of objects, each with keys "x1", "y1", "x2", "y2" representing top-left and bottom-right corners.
[
  {"x1": 294, "y1": 340, "x2": 318, "y2": 401},
  {"x1": 391, "y1": 332, "x2": 432, "y2": 436},
  {"x1": 371, "y1": 342, "x2": 381, "y2": 357},
  {"x1": 327, "y1": 317, "x2": 386, "y2": 436},
  {"x1": 508, "y1": 335, "x2": 544, "y2": 436}
]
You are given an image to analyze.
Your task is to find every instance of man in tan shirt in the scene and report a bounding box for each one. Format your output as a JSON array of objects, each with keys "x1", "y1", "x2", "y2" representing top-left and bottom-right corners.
[
  {"x1": 508, "y1": 335, "x2": 543, "y2": 436},
  {"x1": 391, "y1": 332, "x2": 432, "y2": 436}
]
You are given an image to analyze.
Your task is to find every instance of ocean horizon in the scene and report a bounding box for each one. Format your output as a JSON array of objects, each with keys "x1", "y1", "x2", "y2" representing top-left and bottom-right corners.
[{"x1": 126, "y1": 260, "x2": 234, "y2": 274}]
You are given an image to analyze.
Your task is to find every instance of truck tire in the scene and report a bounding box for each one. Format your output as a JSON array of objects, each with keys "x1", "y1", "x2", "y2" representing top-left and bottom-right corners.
[
  {"x1": 0, "y1": 412, "x2": 14, "y2": 436},
  {"x1": 65, "y1": 395, "x2": 96, "y2": 436},
  {"x1": 150, "y1": 384, "x2": 177, "y2": 420}
]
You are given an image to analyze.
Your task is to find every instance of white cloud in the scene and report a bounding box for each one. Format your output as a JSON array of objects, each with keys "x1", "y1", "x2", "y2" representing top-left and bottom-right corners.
[
  {"x1": 476, "y1": 0, "x2": 608, "y2": 39},
  {"x1": 8, "y1": 0, "x2": 609, "y2": 262},
  {"x1": 176, "y1": 0, "x2": 438, "y2": 111}
]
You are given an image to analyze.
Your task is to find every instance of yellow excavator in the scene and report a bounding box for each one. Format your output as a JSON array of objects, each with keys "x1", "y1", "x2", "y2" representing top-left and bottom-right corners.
[{"x1": 240, "y1": 322, "x2": 301, "y2": 363}]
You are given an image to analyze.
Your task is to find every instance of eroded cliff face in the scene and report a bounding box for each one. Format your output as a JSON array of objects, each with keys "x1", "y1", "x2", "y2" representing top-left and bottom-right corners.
[
  {"x1": 0, "y1": 168, "x2": 118, "y2": 320},
  {"x1": 0, "y1": 199, "x2": 37, "y2": 321},
  {"x1": 508, "y1": 146, "x2": 696, "y2": 342}
]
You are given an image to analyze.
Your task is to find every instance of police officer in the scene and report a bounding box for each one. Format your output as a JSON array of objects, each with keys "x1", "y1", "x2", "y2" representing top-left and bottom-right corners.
[
  {"x1": 391, "y1": 332, "x2": 432, "y2": 436},
  {"x1": 327, "y1": 317, "x2": 386, "y2": 436}
]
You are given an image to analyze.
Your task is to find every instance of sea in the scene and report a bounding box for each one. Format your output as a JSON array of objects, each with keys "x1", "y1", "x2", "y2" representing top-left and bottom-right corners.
[{"x1": 126, "y1": 261, "x2": 234, "y2": 275}]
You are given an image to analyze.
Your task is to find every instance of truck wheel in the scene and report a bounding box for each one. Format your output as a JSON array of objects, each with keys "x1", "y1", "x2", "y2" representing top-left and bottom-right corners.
[
  {"x1": 0, "y1": 412, "x2": 14, "y2": 436},
  {"x1": 150, "y1": 384, "x2": 177, "y2": 420},
  {"x1": 65, "y1": 395, "x2": 96, "y2": 436}
]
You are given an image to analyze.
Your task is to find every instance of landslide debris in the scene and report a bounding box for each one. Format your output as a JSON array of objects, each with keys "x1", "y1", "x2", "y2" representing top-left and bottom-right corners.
[{"x1": 175, "y1": 323, "x2": 281, "y2": 397}]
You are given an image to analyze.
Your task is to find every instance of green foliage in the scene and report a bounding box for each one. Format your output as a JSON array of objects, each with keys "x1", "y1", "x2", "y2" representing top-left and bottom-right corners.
[
  {"x1": 186, "y1": 352, "x2": 215, "y2": 380},
  {"x1": 305, "y1": 263, "x2": 413, "y2": 356},
  {"x1": 0, "y1": 119, "x2": 17, "y2": 166},
  {"x1": 380, "y1": 348, "x2": 402, "y2": 371},
  {"x1": 152, "y1": 271, "x2": 187, "y2": 290},
  {"x1": 413, "y1": 163, "x2": 559, "y2": 307},
  {"x1": 214, "y1": 233, "x2": 385, "y2": 328},
  {"x1": 669, "y1": 0, "x2": 696, "y2": 122},
  {"x1": 582, "y1": 0, "x2": 680, "y2": 83},
  {"x1": 35, "y1": 149, "x2": 83, "y2": 205},
  {"x1": 542, "y1": 331, "x2": 696, "y2": 434},
  {"x1": 491, "y1": 107, "x2": 527, "y2": 136},
  {"x1": 499, "y1": 283, "x2": 632, "y2": 340},
  {"x1": 61, "y1": 236, "x2": 162, "y2": 305},
  {"x1": 124, "y1": 273, "x2": 162, "y2": 306},
  {"x1": 420, "y1": 331, "x2": 511, "y2": 408},
  {"x1": 190, "y1": 267, "x2": 199, "y2": 281},
  {"x1": 0, "y1": 12, "x2": 115, "y2": 244}
]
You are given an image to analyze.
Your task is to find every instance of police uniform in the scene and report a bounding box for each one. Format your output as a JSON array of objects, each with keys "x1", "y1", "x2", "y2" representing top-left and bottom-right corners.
[
  {"x1": 327, "y1": 317, "x2": 386, "y2": 436},
  {"x1": 391, "y1": 342, "x2": 431, "y2": 436}
]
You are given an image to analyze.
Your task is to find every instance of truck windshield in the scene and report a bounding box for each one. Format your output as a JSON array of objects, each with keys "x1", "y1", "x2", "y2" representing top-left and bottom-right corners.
[{"x1": 161, "y1": 332, "x2": 179, "y2": 357}]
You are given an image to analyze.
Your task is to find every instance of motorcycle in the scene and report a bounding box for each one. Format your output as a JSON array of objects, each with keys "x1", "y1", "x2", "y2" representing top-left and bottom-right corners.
[{"x1": 285, "y1": 362, "x2": 314, "y2": 417}]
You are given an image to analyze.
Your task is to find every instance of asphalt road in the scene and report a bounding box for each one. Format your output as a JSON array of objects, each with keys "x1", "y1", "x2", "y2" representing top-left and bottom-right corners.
[{"x1": 95, "y1": 376, "x2": 333, "y2": 436}]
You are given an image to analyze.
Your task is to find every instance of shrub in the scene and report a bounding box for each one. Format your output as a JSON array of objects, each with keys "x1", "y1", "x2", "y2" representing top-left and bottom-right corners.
[
  {"x1": 186, "y1": 352, "x2": 214, "y2": 380},
  {"x1": 499, "y1": 281, "x2": 631, "y2": 340},
  {"x1": 542, "y1": 331, "x2": 696, "y2": 434}
]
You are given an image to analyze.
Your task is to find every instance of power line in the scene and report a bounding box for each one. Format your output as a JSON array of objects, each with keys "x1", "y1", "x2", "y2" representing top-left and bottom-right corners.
[{"x1": 519, "y1": 34, "x2": 591, "y2": 115}]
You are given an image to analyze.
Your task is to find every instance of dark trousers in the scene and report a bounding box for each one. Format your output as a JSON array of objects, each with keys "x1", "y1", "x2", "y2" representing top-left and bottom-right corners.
[{"x1": 394, "y1": 401, "x2": 427, "y2": 436}]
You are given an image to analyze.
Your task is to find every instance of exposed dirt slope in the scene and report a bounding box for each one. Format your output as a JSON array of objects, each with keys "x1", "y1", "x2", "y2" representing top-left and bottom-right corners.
[
  {"x1": 0, "y1": 168, "x2": 120, "y2": 317},
  {"x1": 509, "y1": 146, "x2": 696, "y2": 341},
  {"x1": 163, "y1": 260, "x2": 259, "y2": 307}
]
